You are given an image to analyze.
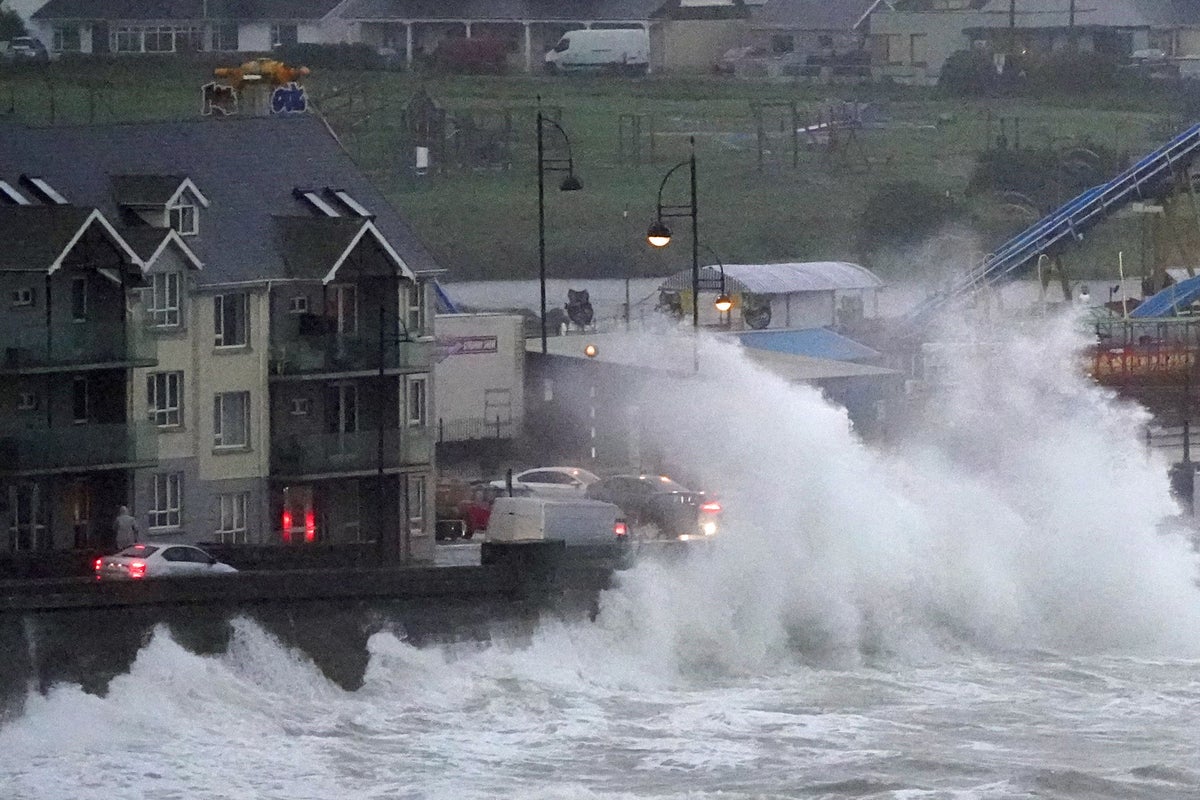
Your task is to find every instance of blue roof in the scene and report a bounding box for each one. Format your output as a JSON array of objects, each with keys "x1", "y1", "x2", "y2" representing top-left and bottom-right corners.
[
  {"x1": 1129, "y1": 274, "x2": 1200, "y2": 318},
  {"x1": 738, "y1": 328, "x2": 880, "y2": 362}
]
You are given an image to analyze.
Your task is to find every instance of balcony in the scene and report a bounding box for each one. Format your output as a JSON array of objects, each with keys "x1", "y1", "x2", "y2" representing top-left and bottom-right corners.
[
  {"x1": 2, "y1": 315, "x2": 157, "y2": 375},
  {"x1": 0, "y1": 421, "x2": 158, "y2": 477},
  {"x1": 270, "y1": 427, "x2": 434, "y2": 478},
  {"x1": 269, "y1": 335, "x2": 433, "y2": 379}
]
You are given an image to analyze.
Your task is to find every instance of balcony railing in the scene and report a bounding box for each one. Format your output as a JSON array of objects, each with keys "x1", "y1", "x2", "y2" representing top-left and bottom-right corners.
[
  {"x1": 2, "y1": 314, "x2": 157, "y2": 374},
  {"x1": 0, "y1": 420, "x2": 158, "y2": 476},
  {"x1": 271, "y1": 427, "x2": 434, "y2": 477},
  {"x1": 269, "y1": 334, "x2": 433, "y2": 377}
]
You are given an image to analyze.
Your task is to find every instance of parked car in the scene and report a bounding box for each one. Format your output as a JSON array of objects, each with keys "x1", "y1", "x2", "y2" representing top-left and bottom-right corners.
[
  {"x1": 486, "y1": 495, "x2": 627, "y2": 546},
  {"x1": 1, "y1": 36, "x2": 49, "y2": 61},
  {"x1": 94, "y1": 543, "x2": 238, "y2": 581},
  {"x1": 489, "y1": 467, "x2": 600, "y2": 497},
  {"x1": 585, "y1": 475, "x2": 720, "y2": 540}
]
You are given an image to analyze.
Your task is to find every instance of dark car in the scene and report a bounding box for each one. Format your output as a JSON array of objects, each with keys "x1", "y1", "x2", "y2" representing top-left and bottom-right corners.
[
  {"x1": 585, "y1": 475, "x2": 720, "y2": 540},
  {"x1": 3, "y1": 36, "x2": 49, "y2": 61}
]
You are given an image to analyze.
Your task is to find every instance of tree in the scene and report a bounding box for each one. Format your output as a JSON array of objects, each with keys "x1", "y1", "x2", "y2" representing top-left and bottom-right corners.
[{"x1": 0, "y1": 2, "x2": 26, "y2": 42}]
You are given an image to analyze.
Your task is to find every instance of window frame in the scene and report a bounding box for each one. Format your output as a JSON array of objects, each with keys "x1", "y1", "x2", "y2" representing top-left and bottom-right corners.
[
  {"x1": 149, "y1": 272, "x2": 181, "y2": 328},
  {"x1": 213, "y1": 391, "x2": 251, "y2": 450},
  {"x1": 147, "y1": 371, "x2": 183, "y2": 428},
  {"x1": 149, "y1": 472, "x2": 182, "y2": 530},
  {"x1": 213, "y1": 293, "x2": 249, "y2": 349},
  {"x1": 52, "y1": 25, "x2": 81, "y2": 53},
  {"x1": 70, "y1": 276, "x2": 87, "y2": 322},
  {"x1": 406, "y1": 473, "x2": 427, "y2": 537},
  {"x1": 72, "y1": 376, "x2": 89, "y2": 424},
  {"x1": 215, "y1": 492, "x2": 249, "y2": 544},
  {"x1": 169, "y1": 203, "x2": 198, "y2": 236},
  {"x1": 406, "y1": 374, "x2": 427, "y2": 428},
  {"x1": 404, "y1": 282, "x2": 427, "y2": 335}
]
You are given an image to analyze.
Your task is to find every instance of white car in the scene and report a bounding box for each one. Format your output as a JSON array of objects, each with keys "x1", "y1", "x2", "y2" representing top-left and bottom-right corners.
[
  {"x1": 94, "y1": 543, "x2": 238, "y2": 581},
  {"x1": 489, "y1": 466, "x2": 600, "y2": 497}
]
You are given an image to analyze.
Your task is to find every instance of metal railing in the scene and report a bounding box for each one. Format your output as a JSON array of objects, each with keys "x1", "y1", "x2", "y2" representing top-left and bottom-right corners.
[
  {"x1": 0, "y1": 420, "x2": 157, "y2": 475},
  {"x1": 2, "y1": 313, "x2": 156, "y2": 373},
  {"x1": 269, "y1": 335, "x2": 433, "y2": 376},
  {"x1": 270, "y1": 427, "x2": 434, "y2": 476}
]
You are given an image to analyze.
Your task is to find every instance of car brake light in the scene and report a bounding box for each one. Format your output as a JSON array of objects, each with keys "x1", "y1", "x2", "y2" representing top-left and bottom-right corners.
[
  {"x1": 614, "y1": 520, "x2": 628, "y2": 538},
  {"x1": 93, "y1": 558, "x2": 102, "y2": 571},
  {"x1": 304, "y1": 510, "x2": 316, "y2": 543},
  {"x1": 128, "y1": 561, "x2": 147, "y2": 579},
  {"x1": 700, "y1": 501, "x2": 721, "y2": 513},
  {"x1": 281, "y1": 510, "x2": 293, "y2": 543}
]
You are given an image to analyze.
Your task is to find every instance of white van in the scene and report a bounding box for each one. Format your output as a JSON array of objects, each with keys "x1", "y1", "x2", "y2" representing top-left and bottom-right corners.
[
  {"x1": 487, "y1": 496, "x2": 627, "y2": 546},
  {"x1": 544, "y1": 29, "x2": 650, "y2": 75}
]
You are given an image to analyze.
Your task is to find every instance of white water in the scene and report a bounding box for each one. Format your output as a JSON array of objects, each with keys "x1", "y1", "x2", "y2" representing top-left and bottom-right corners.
[{"x1": 3, "y1": 312, "x2": 1200, "y2": 799}]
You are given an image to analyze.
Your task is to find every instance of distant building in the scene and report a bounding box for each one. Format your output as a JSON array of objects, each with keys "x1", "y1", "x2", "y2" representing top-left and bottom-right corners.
[
  {"x1": 747, "y1": 0, "x2": 876, "y2": 61},
  {"x1": 0, "y1": 115, "x2": 441, "y2": 562}
]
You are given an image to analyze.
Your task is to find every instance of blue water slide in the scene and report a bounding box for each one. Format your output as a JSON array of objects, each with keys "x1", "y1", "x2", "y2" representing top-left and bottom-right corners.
[
  {"x1": 433, "y1": 280, "x2": 459, "y2": 314},
  {"x1": 908, "y1": 121, "x2": 1200, "y2": 322}
]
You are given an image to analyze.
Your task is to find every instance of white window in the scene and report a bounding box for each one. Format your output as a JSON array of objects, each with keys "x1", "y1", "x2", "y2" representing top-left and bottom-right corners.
[
  {"x1": 111, "y1": 27, "x2": 142, "y2": 53},
  {"x1": 147, "y1": 371, "x2": 183, "y2": 428},
  {"x1": 406, "y1": 375, "x2": 427, "y2": 427},
  {"x1": 11, "y1": 288, "x2": 33, "y2": 307},
  {"x1": 214, "y1": 293, "x2": 249, "y2": 348},
  {"x1": 404, "y1": 282, "x2": 426, "y2": 335},
  {"x1": 149, "y1": 272, "x2": 181, "y2": 327},
  {"x1": 149, "y1": 472, "x2": 182, "y2": 529},
  {"x1": 215, "y1": 492, "x2": 249, "y2": 543},
  {"x1": 52, "y1": 25, "x2": 81, "y2": 53},
  {"x1": 406, "y1": 474, "x2": 427, "y2": 537},
  {"x1": 289, "y1": 295, "x2": 308, "y2": 314},
  {"x1": 214, "y1": 391, "x2": 250, "y2": 449},
  {"x1": 169, "y1": 204, "x2": 197, "y2": 236}
]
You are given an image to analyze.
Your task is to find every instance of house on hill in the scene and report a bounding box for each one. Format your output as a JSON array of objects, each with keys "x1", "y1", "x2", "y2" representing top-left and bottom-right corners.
[{"x1": 0, "y1": 115, "x2": 441, "y2": 563}]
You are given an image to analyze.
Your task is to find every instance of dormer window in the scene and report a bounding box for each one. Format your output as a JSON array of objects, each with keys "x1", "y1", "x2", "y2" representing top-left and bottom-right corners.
[{"x1": 169, "y1": 203, "x2": 198, "y2": 236}]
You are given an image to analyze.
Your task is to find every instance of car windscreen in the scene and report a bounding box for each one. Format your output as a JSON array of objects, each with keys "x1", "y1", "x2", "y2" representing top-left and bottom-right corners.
[
  {"x1": 117, "y1": 545, "x2": 159, "y2": 557},
  {"x1": 648, "y1": 477, "x2": 690, "y2": 493}
]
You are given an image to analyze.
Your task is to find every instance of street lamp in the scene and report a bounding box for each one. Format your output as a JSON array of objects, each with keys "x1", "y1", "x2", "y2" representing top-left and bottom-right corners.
[
  {"x1": 537, "y1": 96, "x2": 582, "y2": 354},
  {"x1": 645, "y1": 136, "x2": 699, "y2": 335},
  {"x1": 698, "y1": 242, "x2": 733, "y2": 318}
]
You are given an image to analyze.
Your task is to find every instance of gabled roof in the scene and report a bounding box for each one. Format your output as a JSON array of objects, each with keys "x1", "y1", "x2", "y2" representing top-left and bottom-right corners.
[
  {"x1": 34, "y1": 0, "x2": 343, "y2": 21},
  {"x1": 0, "y1": 116, "x2": 440, "y2": 287},
  {"x1": 121, "y1": 227, "x2": 204, "y2": 270},
  {"x1": 112, "y1": 174, "x2": 210, "y2": 209},
  {"x1": 273, "y1": 216, "x2": 416, "y2": 283},
  {"x1": 752, "y1": 0, "x2": 880, "y2": 31},
  {"x1": 340, "y1": 0, "x2": 670, "y2": 22},
  {"x1": 0, "y1": 205, "x2": 143, "y2": 274}
]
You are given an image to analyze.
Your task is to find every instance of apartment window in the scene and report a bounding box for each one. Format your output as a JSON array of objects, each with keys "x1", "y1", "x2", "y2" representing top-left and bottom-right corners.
[
  {"x1": 72, "y1": 377, "x2": 89, "y2": 423},
  {"x1": 271, "y1": 23, "x2": 298, "y2": 48},
  {"x1": 149, "y1": 472, "x2": 182, "y2": 530},
  {"x1": 327, "y1": 284, "x2": 357, "y2": 335},
  {"x1": 214, "y1": 391, "x2": 250, "y2": 449},
  {"x1": 17, "y1": 392, "x2": 38, "y2": 411},
  {"x1": 289, "y1": 295, "x2": 309, "y2": 314},
  {"x1": 149, "y1": 272, "x2": 181, "y2": 327},
  {"x1": 52, "y1": 25, "x2": 81, "y2": 53},
  {"x1": 71, "y1": 276, "x2": 87, "y2": 321},
  {"x1": 290, "y1": 397, "x2": 311, "y2": 416},
  {"x1": 11, "y1": 287, "x2": 33, "y2": 307},
  {"x1": 325, "y1": 384, "x2": 358, "y2": 434},
  {"x1": 7, "y1": 484, "x2": 47, "y2": 552},
  {"x1": 910, "y1": 33, "x2": 928, "y2": 67},
  {"x1": 211, "y1": 23, "x2": 239, "y2": 51},
  {"x1": 404, "y1": 282, "x2": 426, "y2": 335},
  {"x1": 215, "y1": 492, "x2": 249, "y2": 543},
  {"x1": 147, "y1": 371, "x2": 183, "y2": 428},
  {"x1": 169, "y1": 203, "x2": 198, "y2": 236},
  {"x1": 214, "y1": 293, "x2": 248, "y2": 347},
  {"x1": 406, "y1": 375, "x2": 427, "y2": 428},
  {"x1": 406, "y1": 474, "x2": 427, "y2": 537}
]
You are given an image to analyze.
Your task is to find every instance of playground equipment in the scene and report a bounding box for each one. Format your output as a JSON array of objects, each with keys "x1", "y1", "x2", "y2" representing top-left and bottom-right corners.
[
  {"x1": 909, "y1": 121, "x2": 1200, "y2": 323},
  {"x1": 203, "y1": 59, "x2": 311, "y2": 116}
]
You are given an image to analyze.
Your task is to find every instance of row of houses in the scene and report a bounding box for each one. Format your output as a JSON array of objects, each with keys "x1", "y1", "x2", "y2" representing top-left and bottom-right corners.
[
  {"x1": 0, "y1": 114, "x2": 443, "y2": 561},
  {"x1": 17, "y1": 0, "x2": 1200, "y2": 80}
]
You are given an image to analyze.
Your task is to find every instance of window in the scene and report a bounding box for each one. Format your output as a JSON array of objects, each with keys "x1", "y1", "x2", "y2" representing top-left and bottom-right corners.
[
  {"x1": 770, "y1": 34, "x2": 794, "y2": 55},
  {"x1": 149, "y1": 272, "x2": 181, "y2": 327},
  {"x1": 17, "y1": 392, "x2": 37, "y2": 411},
  {"x1": 7, "y1": 484, "x2": 47, "y2": 552},
  {"x1": 214, "y1": 293, "x2": 248, "y2": 347},
  {"x1": 270, "y1": 24, "x2": 298, "y2": 48},
  {"x1": 147, "y1": 372, "x2": 183, "y2": 428},
  {"x1": 211, "y1": 24, "x2": 239, "y2": 51},
  {"x1": 71, "y1": 276, "x2": 87, "y2": 321},
  {"x1": 216, "y1": 492, "x2": 249, "y2": 544},
  {"x1": 52, "y1": 25, "x2": 81, "y2": 53},
  {"x1": 72, "y1": 376, "x2": 89, "y2": 423},
  {"x1": 143, "y1": 26, "x2": 175, "y2": 53},
  {"x1": 290, "y1": 397, "x2": 311, "y2": 416},
  {"x1": 289, "y1": 295, "x2": 309, "y2": 314},
  {"x1": 886, "y1": 34, "x2": 903, "y2": 65},
  {"x1": 149, "y1": 473, "x2": 182, "y2": 529},
  {"x1": 214, "y1": 391, "x2": 250, "y2": 449},
  {"x1": 169, "y1": 204, "x2": 197, "y2": 236},
  {"x1": 406, "y1": 375, "x2": 427, "y2": 427},
  {"x1": 327, "y1": 284, "x2": 357, "y2": 334},
  {"x1": 405, "y1": 282, "x2": 426, "y2": 335},
  {"x1": 11, "y1": 288, "x2": 33, "y2": 307},
  {"x1": 111, "y1": 27, "x2": 142, "y2": 53},
  {"x1": 406, "y1": 474, "x2": 427, "y2": 537},
  {"x1": 910, "y1": 33, "x2": 928, "y2": 67}
]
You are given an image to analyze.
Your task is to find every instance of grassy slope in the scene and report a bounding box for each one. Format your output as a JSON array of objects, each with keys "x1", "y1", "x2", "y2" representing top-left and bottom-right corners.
[{"x1": 0, "y1": 61, "x2": 1183, "y2": 282}]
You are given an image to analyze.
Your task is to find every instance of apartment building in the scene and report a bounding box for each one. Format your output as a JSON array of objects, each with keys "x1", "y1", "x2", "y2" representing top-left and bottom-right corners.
[{"x1": 0, "y1": 115, "x2": 440, "y2": 562}]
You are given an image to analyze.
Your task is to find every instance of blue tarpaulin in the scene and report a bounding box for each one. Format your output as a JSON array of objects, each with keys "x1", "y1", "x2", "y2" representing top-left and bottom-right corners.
[
  {"x1": 738, "y1": 328, "x2": 880, "y2": 362},
  {"x1": 1129, "y1": 274, "x2": 1200, "y2": 318}
]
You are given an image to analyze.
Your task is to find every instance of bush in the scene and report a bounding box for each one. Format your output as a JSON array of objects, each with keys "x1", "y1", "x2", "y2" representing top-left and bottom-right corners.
[
  {"x1": 1024, "y1": 49, "x2": 1119, "y2": 95},
  {"x1": 0, "y1": 2, "x2": 25, "y2": 42},
  {"x1": 860, "y1": 180, "x2": 956, "y2": 251},
  {"x1": 432, "y1": 36, "x2": 509, "y2": 75},
  {"x1": 273, "y1": 42, "x2": 385, "y2": 71},
  {"x1": 939, "y1": 49, "x2": 998, "y2": 96}
]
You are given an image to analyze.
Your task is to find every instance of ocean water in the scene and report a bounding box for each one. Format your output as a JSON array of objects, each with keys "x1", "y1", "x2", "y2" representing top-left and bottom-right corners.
[{"x1": 2, "y1": 312, "x2": 1199, "y2": 800}]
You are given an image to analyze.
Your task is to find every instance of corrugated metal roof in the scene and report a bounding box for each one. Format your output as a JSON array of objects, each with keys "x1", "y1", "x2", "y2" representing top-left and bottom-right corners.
[{"x1": 660, "y1": 261, "x2": 884, "y2": 294}]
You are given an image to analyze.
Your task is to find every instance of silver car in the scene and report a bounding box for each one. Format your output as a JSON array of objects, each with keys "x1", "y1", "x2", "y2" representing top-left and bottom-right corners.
[{"x1": 94, "y1": 543, "x2": 238, "y2": 581}]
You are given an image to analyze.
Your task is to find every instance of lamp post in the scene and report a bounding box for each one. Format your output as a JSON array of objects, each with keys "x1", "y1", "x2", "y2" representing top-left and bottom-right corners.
[
  {"x1": 536, "y1": 96, "x2": 583, "y2": 354},
  {"x1": 698, "y1": 242, "x2": 733, "y2": 322},
  {"x1": 377, "y1": 303, "x2": 413, "y2": 564},
  {"x1": 646, "y1": 136, "x2": 700, "y2": 369}
]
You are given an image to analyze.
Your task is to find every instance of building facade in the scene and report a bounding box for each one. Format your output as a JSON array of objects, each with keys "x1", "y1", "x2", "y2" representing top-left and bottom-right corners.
[{"x1": 0, "y1": 115, "x2": 441, "y2": 562}]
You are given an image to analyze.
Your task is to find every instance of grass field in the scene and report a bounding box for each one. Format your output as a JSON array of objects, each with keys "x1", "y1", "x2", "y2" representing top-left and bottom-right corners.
[{"x1": 0, "y1": 60, "x2": 1189, "y2": 282}]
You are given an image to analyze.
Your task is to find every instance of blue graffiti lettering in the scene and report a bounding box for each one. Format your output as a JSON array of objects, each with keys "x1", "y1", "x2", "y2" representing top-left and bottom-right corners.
[{"x1": 271, "y1": 82, "x2": 308, "y2": 114}]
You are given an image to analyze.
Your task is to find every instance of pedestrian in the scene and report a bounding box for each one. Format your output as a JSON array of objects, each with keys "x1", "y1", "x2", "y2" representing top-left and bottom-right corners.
[{"x1": 113, "y1": 505, "x2": 140, "y2": 552}]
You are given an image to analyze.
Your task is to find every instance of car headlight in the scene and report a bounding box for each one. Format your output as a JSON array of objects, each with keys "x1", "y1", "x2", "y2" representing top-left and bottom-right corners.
[{"x1": 700, "y1": 521, "x2": 718, "y2": 536}]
